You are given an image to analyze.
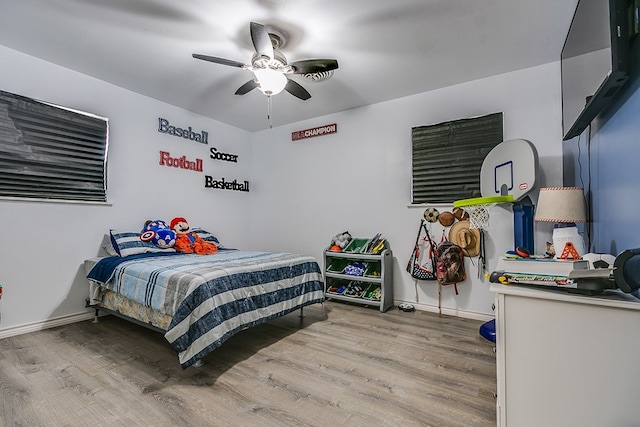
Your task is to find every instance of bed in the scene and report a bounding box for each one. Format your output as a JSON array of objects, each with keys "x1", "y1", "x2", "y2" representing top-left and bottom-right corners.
[{"x1": 85, "y1": 229, "x2": 325, "y2": 369}]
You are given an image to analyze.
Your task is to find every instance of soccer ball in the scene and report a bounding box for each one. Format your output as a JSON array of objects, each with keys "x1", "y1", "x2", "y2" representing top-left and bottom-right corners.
[{"x1": 423, "y1": 207, "x2": 440, "y2": 223}]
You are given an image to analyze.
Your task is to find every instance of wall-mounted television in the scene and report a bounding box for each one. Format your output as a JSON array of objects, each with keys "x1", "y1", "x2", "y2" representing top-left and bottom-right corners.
[{"x1": 561, "y1": 0, "x2": 631, "y2": 140}]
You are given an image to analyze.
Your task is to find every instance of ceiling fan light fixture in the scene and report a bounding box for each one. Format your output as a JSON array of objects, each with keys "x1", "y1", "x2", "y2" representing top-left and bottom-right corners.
[
  {"x1": 251, "y1": 50, "x2": 287, "y2": 70},
  {"x1": 192, "y1": 22, "x2": 338, "y2": 102},
  {"x1": 253, "y1": 68, "x2": 287, "y2": 96},
  {"x1": 301, "y1": 70, "x2": 334, "y2": 82}
]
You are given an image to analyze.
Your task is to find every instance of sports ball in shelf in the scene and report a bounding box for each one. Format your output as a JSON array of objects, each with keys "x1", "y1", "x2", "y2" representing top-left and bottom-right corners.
[
  {"x1": 423, "y1": 207, "x2": 440, "y2": 223},
  {"x1": 453, "y1": 207, "x2": 469, "y2": 221},
  {"x1": 438, "y1": 211, "x2": 455, "y2": 227}
]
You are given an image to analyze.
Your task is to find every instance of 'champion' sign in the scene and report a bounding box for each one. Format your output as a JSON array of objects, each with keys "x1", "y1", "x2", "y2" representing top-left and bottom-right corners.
[{"x1": 291, "y1": 123, "x2": 337, "y2": 141}]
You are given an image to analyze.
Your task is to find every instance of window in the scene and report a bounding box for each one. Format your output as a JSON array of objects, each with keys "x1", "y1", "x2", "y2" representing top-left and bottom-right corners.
[
  {"x1": 0, "y1": 89, "x2": 108, "y2": 202},
  {"x1": 411, "y1": 112, "x2": 503, "y2": 204}
]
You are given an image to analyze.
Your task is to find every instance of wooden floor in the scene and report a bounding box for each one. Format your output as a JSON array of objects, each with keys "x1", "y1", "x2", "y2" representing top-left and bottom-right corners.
[{"x1": 0, "y1": 302, "x2": 496, "y2": 427}]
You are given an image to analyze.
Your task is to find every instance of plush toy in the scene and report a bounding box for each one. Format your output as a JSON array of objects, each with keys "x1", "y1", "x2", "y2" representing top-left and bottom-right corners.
[
  {"x1": 140, "y1": 219, "x2": 176, "y2": 249},
  {"x1": 329, "y1": 231, "x2": 352, "y2": 252},
  {"x1": 169, "y1": 217, "x2": 218, "y2": 255}
]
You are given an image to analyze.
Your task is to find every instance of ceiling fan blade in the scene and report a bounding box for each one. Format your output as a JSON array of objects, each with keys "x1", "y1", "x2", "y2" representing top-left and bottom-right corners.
[
  {"x1": 285, "y1": 79, "x2": 311, "y2": 101},
  {"x1": 192, "y1": 53, "x2": 246, "y2": 68},
  {"x1": 235, "y1": 80, "x2": 259, "y2": 95},
  {"x1": 289, "y1": 59, "x2": 339, "y2": 74},
  {"x1": 250, "y1": 22, "x2": 273, "y2": 60}
]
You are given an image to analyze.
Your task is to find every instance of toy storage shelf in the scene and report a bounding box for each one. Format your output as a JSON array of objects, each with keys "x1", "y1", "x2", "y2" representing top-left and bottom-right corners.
[{"x1": 323, "y1": 248, "x2": 393, "y2": 312}]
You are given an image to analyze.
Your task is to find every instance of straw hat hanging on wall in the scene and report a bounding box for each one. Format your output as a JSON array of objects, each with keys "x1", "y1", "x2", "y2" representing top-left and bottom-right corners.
[{"x1": 449, "y1": 220, "x2": 480, "y2": 257}]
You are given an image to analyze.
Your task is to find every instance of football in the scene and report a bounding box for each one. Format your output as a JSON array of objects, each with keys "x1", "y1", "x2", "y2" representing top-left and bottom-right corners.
[
  {"x1": 453, "y1": 207, "x2": 469, "y2": 221},
  {"x1": 423, "y1": 207, "x2": 440, "y2": 223}
]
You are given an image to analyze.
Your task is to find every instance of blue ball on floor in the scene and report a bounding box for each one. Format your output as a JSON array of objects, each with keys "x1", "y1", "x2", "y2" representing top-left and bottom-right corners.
[{"x1": 479, "y1": 319, "x2": 496, "y2": 343}]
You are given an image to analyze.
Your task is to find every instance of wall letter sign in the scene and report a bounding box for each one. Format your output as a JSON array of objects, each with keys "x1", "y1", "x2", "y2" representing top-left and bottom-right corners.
[
  {"x1": 291, "y1": 123, "x2": 337, "y2": 141},
  {"x1": 205, "y1": 176, "x2": 250, "y2": 192},
  {"x1": 158, "y1": 117, "x2": 208, "y2": 144},
  {"x1": 159, "y1": 151, "x2": 203, "y2": 172},
  {"x1": 209, "y1": 147, "x2": 239, "y2": 163}
]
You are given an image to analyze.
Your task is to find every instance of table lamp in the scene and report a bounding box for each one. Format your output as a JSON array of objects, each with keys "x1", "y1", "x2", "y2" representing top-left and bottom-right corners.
[{"x1": 533, "y1": 187, "x2": 587, "y2": 259}]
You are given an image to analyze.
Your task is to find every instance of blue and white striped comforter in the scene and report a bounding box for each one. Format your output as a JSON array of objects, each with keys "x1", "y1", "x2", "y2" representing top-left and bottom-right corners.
[{"x1": 87, "y1": 250, "x2": 325, "y2": 368}]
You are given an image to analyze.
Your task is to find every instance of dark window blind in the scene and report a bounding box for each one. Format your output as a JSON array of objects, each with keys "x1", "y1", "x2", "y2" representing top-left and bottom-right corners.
[
  {"x1": 411, "y1": 112, "x2": 503, "y2": 204},
  {"x1": 0, "y1": 90, "x2": 108, "y2": 202}
]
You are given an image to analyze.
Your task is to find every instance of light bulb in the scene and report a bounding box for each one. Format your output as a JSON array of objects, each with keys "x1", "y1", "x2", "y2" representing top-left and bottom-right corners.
[{"x1": 253, "y1": 68, "x2": 287, "y2": 96}]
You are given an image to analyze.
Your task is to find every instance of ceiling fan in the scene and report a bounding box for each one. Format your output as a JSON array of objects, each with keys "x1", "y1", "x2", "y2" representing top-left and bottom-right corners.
[{"x1": 192, "y1": 22, "x2": 339, "y2": 102}]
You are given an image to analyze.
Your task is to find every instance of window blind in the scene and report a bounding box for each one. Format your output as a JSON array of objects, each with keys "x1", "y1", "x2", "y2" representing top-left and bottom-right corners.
[
  {"x1": 411, "y1": 112, "x2": 503, "y2": 204},
  {"x1": 0, "y1": 90, "x2": 108, "y2": 202}
]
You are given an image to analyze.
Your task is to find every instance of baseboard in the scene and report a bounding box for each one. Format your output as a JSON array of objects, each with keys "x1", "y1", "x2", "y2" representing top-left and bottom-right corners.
[
  {"x1": 0, "y1": 311, "x2": 96, "y2": 340},
  {"x1": 0, "y1": 303, "x2": 493, "y2": 340},
  {"x1": 394, "y1": 299, "x2": 494, "y2": 322}
]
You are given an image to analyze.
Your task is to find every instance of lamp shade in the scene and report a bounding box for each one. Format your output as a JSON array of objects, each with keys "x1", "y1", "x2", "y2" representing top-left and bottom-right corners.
[{"x1": 534, "y1": 187, "x2": 587, "y2": 223}]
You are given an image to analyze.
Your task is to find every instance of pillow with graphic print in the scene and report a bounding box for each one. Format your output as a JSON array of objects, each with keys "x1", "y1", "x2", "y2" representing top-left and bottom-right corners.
[
  {"x1": 110, "y1": 229, "x2": 176, "y2": 257},
  {"x1": 190, "y1": 228, "x2": 223, "y2": 247}
]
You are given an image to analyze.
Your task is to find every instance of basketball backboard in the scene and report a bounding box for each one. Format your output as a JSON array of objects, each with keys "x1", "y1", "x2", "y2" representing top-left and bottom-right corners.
[{"x1": 480, "y1": 139, "x2": 538, "y2": 201}]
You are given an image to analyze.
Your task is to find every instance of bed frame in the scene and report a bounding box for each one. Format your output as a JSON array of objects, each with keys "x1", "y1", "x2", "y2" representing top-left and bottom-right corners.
[
  {"x1": 85, "y1": 297, "x2": 309, "y2": 367},
  {"x1": 84, "y1": 251, "x2": 325, "y2": 368}
]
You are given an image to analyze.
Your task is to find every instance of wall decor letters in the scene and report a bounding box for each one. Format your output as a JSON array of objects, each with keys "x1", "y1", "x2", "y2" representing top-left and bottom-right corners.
[
  {"x1": 158, "y1": 117, "x2": 208, "y2": 144},
  {"x1": 209, "y1": 147, "x2": 238, "y2": 163},
  {"x1": 159, "y1": 150, "x2": 203, "y2": 172},
  {"x1": 205, "y1": 176, "x2": 249, "y2": 192},
  {"x1": 291, "y1": 123, "x2": 337, "y2": 141}
]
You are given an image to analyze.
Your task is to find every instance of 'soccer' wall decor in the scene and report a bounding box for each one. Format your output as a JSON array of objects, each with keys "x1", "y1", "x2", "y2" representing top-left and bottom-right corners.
[{"x1": 209, "y1": 147, "x2": 238, "y2": 163}]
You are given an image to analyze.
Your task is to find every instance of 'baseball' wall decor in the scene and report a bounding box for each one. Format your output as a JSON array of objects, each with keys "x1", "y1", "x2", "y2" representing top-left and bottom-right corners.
[{"x1": 158, "y1": 117, "x2": 208, "y2": 144}]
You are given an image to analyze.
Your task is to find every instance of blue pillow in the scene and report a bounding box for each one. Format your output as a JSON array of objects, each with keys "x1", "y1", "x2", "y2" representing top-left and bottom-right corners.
[{"x1": 110, "y1": 229, "x2": 175, "y2": 257}]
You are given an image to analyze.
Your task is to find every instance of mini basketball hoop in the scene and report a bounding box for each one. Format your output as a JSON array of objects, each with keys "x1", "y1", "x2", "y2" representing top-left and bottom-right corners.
[
  {"x1": 454, "y1": 139, "x2": 538, "y2": 277},
  {"x1": 453, "y1": 195, "x2": 514, "y2": 230},
  {"x1": 459, "y1": 138, "x2": 537, "y2": 230}
]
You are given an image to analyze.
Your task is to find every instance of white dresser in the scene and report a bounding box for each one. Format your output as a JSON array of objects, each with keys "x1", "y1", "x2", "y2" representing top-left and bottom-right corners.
[{"x1": 491, "y1": 283, "x2": 640, "y2": 427}]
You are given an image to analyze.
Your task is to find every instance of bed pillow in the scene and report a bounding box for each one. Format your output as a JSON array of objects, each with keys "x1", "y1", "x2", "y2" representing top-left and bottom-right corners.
[
  {"x1": 191, "y1": 228, "x2": 223, "y2": 247},
  {"x1": 102, "y1": 240, "x2": 119, "y2": 257},
  {"x1": 110, "y1": 229, "x2": 176, "y2": 257}
]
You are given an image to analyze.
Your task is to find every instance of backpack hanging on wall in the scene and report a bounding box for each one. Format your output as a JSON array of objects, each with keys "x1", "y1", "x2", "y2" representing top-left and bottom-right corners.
[
  {"x1": 406, "y1": 220, "x2": 437, "y2": 281},
  {"x1": 435, "y1": 236, "x2": 466, "y2": 295}
]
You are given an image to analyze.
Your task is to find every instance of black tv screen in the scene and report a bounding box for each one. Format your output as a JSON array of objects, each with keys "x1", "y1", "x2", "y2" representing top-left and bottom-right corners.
[{"x1": 561, "y1": 0, "x2": 630, "y2": 140}]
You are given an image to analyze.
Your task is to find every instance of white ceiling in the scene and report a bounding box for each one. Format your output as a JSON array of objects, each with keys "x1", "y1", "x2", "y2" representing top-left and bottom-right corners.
[{"x1": 0, "y1": 0, "x2": 578, "y2": 132}]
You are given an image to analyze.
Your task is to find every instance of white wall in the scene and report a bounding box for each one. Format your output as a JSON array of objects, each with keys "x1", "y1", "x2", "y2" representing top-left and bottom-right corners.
[
  {"x1": 0, "y1": 43, "x2": 565, "y2": 334},
  {"x1": 249, "y1": 62, "x2": 564, "y2": 319},
  {"x1": 0, "y1": 45, "x2": 253, "y2": 334}
]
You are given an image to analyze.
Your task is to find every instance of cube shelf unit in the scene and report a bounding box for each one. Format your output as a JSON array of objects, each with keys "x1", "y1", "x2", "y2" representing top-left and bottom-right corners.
[{"x1": 323, "y1": 246, "x2": 393, "y2": 312}]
